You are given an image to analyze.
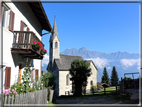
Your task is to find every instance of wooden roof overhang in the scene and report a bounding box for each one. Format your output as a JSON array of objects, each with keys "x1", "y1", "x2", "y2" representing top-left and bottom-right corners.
[
  {"x1": 11, "y1": 48, "x2": 43, "y2": 59},
  {"x1": 28, "y1": 2, "x2": 52, "y2": 32}
]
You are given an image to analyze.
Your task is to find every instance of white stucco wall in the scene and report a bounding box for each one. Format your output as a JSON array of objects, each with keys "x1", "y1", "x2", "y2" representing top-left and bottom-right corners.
[
  {"x1": 2, "y1": 2, "x2": 43, "y2": 89},
  {"x1": 86, "y1": 62, "x2": 97, "y2": 91},
  {"x1": 59, "y1": 71, "x2": 72, "y2": 96}
]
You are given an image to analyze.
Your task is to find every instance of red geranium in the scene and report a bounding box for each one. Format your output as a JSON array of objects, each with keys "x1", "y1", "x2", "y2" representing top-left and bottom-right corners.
[
  {"x1": 33, "y1": 42, "x2": 42, "y2": 50},
  {"x1": 37, "y1": 42, "x2": 42, "y2": 48},
  {"x1": 41, "y1": 48, "x2": 47, "y2": 54}
]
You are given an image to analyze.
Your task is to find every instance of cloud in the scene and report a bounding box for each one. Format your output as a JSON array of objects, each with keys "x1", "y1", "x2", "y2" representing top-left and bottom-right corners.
[
  {"x1": 42, "y1": 54, "x2": 49, "y2": 66},
  {"x1": 107, "y1": 67, "x2": 111, "y2": 70},
  {"x1": 85, "y1": 57, "x2": 110, "y2": 69},
  {"x1": 120, "y1": 59, "x2": 139, "y2": 70}
]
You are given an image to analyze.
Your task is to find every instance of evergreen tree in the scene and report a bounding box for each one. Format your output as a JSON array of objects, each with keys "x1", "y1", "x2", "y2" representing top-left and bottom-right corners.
[
  {"x1": 69, "y1": 59, "x2": 91, "y2": 96},
  {"x1": 101, "y1": 67, "x2": 109, "y2": 85},
  {"x1": 110, "y1": 66, "x2": 119, "y2": 86}
]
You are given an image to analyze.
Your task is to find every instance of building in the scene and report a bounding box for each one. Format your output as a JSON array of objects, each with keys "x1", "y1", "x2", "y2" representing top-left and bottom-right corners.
[
  {"x1": 47, "y1": 16, "x2": 98, "y2": 96},
  {"x1": 1, "y1": 1, "x2": 52, "y2": 92}
]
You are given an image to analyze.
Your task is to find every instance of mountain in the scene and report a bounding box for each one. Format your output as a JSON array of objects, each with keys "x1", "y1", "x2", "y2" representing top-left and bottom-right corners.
[
  {"x1": 60, "y1": 47, "x2": 140, "y2": 82},
  {"x1": 42, "y1": 47, "x2": 140, "y2": 82},
  {"x1": 61, "y1": 47, "x2": 139, "y2": 59}
]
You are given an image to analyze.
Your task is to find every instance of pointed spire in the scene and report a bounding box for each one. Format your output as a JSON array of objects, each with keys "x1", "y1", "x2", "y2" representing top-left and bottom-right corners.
[
  {"x1": 52, "y1": 13, "x2": 58, "y2": 39},
  {"x1": 50, "y1": 13, "x2": 60, "y2": 42}
]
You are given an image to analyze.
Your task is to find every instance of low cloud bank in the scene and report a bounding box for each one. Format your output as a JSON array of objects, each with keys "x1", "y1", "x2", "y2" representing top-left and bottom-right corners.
[
  {"x1": 120, "y1": 58, "x2": 139, "y2": 70},
  {"x1": 42, "y1": 54, "x2": 49, "y2": 66},
  {"x1": 85, "y1": 57, "x2": 110, "y2": 69}
]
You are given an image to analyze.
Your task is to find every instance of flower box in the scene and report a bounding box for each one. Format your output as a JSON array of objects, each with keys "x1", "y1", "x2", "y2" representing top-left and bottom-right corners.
[
  {"x1": 32, "y1": 45, "x2": 39, "y2": 51},
  {"x1": 40, "y1": 48, "x2": 47, "y2": 55},
  {"x1": 32, "y1": 42, "x2": 42, "y2": 51},
  {"x1": 40, "y1": 51, "x2": 45, "y2": 55}
]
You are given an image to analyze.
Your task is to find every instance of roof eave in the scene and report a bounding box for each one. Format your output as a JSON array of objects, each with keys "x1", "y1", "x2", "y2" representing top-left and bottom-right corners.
[{"x1": 28, "y1": 2, "x2": 52, "y2": 32}]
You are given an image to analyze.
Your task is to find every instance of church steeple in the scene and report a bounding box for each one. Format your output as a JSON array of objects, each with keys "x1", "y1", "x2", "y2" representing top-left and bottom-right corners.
[
  {"x1": 49, "y1": 14, "x2": 60, "y2": 42},
  {"x1": 49, "y1": 14, "x2": 60, "y2": 66}
]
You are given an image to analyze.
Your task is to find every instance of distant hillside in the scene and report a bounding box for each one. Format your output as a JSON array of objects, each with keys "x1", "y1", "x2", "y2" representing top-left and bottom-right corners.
[{"x1": 61, "y1": 47, "x2": 139, "y2": 59}]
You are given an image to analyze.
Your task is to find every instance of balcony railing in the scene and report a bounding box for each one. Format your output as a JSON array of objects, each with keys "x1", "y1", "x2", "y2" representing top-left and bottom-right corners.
[{"x1": 11, "y1": 31, "x2": 44, "y2": 59}]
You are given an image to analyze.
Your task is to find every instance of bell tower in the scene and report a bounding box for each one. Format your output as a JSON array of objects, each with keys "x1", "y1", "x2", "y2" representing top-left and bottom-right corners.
[{"x1": 49, "y1": 14, "x2": 60, "y2": 66}]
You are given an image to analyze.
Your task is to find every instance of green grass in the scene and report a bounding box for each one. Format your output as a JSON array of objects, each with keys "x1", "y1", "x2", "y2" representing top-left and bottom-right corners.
[
  {"x1": 47, "y1": 101, "x2": 59, "y2": 104},
  {"x1": 57, "y1": 86, "x2": 119, "y2": 100}
]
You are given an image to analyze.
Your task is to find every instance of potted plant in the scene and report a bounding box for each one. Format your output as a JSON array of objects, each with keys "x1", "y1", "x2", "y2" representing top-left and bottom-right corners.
[
  {"x1": 40, "y1": 48, "x2": 47, "y2": 55},
  {"x1": 32, "y1": 42, "x2": 42, "y2": 51}
]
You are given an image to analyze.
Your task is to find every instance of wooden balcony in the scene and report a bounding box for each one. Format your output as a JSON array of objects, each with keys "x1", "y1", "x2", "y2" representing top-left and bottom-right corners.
[{"x1": 11, "y1": 31, "x2": 44, "y2": 59}]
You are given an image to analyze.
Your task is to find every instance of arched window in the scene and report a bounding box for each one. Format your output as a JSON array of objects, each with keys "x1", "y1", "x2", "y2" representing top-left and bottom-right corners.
[
  {"x1": 90, "y1": 81, "x2": 93, "y2": 85},
  {"x1": 66, "y1": 74, "x2": 69, "y2": 86},
  {"x1": 55, "y1": 42, "x2": 58, "y2": 48}
]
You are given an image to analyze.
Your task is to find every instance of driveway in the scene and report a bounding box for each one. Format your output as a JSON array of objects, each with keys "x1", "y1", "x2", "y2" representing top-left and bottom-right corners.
[{"x1": 56, "y1": 94, "x2": 139, "y2": 104}]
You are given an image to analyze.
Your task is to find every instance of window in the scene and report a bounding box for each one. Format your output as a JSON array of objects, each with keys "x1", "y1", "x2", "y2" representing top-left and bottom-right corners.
[
  {"x1": 55, "y1": 42, "x2": 58, "y2": 48},
  {"x1": 90, "y1": 81, "x2": 93, "y2": 85},
  {"x1": 23, "y1": 23, "x2": 27, "y2": 31},
  {"x1": 2, "y1": 4, "x2": 10, "y2": 29},
  {"x1": 66, "y1": 74, "x2": 69, "y2": 86},
  {"x1": 20, "y1": 21, "x2": 27, "y2": 31}
]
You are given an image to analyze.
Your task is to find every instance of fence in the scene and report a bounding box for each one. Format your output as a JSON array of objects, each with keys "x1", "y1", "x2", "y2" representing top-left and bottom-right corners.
[{"x1": 3, "y1": 89, "x2": 47, "y2": 105}]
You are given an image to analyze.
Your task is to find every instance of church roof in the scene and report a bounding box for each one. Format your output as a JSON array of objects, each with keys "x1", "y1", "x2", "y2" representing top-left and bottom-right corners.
[
  {"x1": 55, "y1": 54, "x2": 83, "y2": 71},
  {"x1": 85, "y1": 60, "x2": 99, "y2": 71}
]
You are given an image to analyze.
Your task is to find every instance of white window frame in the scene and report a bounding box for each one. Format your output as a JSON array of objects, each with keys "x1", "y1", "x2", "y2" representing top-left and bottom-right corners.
[{"x1": 2, "y1": 3, "x2": 10, "y2": 29}]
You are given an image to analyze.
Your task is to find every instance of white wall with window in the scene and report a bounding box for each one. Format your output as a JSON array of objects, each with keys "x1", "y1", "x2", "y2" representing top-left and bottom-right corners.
[
  {"x1": 2, "y1": 2, "x2": 43, "y2": 89},
  {"x1": 2, "y1": 4, "x2": 10, "y2": 29}
]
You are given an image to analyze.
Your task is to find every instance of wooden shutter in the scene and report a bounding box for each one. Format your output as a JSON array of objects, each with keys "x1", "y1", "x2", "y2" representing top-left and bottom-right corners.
[
  {"x1": 19, "y1": 21, "x2": 24, "y2": 48},
  {"x1": 9, "y1": 11, "x2": 15, "y2": 32},
  {"x1": 35, "y1": 69, "x2": 39, "y2": 80},
  {"x1": 5, "y1": 67, "x2": 11, "y2": 89},
  {"x1": 27, "y1": 27, "x2": 30, "y2": 31},
  {"x1": 20, "y1": 20, "x2": 24, "y2": 31}
]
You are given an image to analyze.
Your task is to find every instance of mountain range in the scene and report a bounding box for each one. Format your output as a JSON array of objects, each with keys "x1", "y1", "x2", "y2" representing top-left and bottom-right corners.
[
  {"x1": 61, "y1": 47, "x2": 139, "y2": 59},
  {"x1": 42, "y1": 47, "x2": 140, "y2": 82}
]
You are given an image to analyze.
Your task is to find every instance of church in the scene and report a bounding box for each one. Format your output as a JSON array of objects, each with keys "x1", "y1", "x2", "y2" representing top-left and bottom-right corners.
[{"x1": 47, "y1": 16, "x2": 98, "y2": 96}]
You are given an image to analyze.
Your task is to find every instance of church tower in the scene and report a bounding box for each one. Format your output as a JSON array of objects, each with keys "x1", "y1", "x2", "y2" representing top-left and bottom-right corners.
[{"x1": 49, "y1": 15, "x2": 60, "y2": 66}]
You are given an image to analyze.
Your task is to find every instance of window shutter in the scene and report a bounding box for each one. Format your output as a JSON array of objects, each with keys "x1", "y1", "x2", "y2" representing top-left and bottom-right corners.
[
  {"x1": 35, "y1": 69, "x2": 39, "y2": 80},
  {"x1": 20, "y1": 20, "x2": 24, "y2": 31},
  {"x1": 5, "y1": 67, "x2": 11, "y2": 89},
  {"x1": 9, "y1": 11, "x2": 15, "y2": 32},
  {"x1": 27, "y1": 27, "x2": 30, "y2": 31}
]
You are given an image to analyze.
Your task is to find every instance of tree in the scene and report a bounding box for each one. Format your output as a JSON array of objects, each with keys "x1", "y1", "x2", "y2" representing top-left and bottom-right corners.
[
  {"x1": 41, "y1": 72, "x2": 56, "y2": 89},
  {"x1": 110, "y1": 66, "x2": 119, "y2": 86},
  {"x1": 101, "y1": 67, "x2": 110, "y2": 85},
  {"x1": 69, "y1": 59, "x2": 91, "y2": 96}
]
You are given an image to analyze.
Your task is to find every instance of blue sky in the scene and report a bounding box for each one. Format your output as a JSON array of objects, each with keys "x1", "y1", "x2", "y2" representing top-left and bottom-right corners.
[{"x1": 42, "y1": 3, "x2": 139, "y2": 54}]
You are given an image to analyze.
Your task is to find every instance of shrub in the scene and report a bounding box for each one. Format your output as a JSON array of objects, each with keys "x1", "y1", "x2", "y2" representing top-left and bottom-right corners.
[
  {"x1": 90, "y1": 85, "x2": 97, "y2": 92},
  {"x1": 97, "y1": 84, "x2": 101, "y2": 89}
]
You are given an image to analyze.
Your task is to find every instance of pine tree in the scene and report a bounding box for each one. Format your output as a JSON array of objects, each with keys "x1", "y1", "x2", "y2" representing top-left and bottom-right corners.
[
  {"x1": 101, "y1": 67, "x2": 109, "y2": 85},
  {"x1": 110, "y1": 66, "x2": 119, "y2": 86}
]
